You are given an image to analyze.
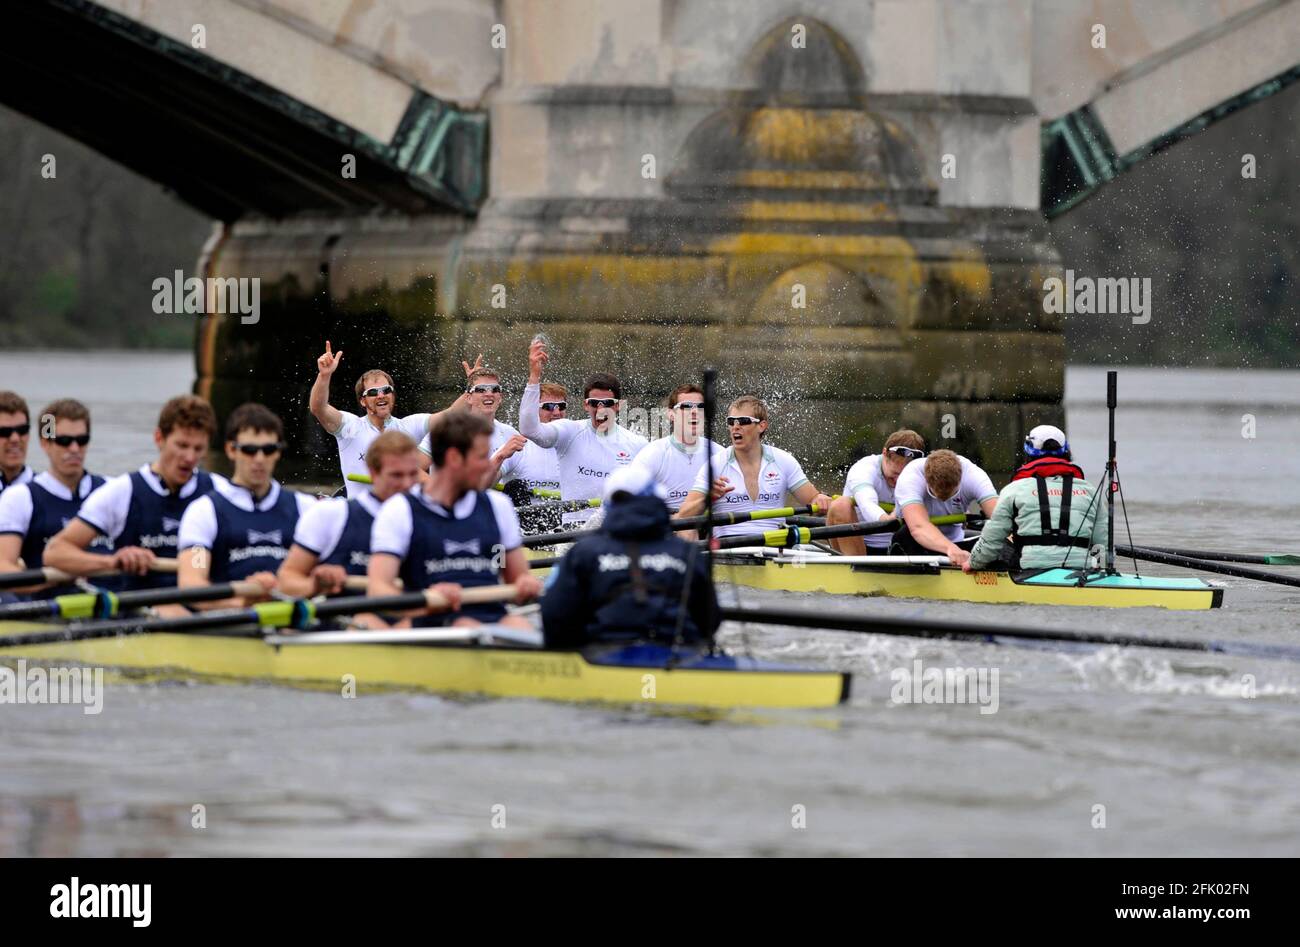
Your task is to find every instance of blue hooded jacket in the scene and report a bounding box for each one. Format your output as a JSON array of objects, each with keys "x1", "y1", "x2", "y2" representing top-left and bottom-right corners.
[{"x1": 541, "y1": 494, "x2": 719, "y2": 648}]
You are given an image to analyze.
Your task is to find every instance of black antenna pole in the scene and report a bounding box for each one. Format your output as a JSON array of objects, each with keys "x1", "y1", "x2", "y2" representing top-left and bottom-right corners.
[
  {"x1": 702, "y1": 368, "x2": 718, "y2": 629},
  {"x1": 1106, "y1": 370, "x2": 1117, "y2": 574}
]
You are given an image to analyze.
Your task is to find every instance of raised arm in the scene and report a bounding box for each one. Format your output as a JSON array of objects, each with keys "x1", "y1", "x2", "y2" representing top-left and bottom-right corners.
[{"x1": 309, "y1": 341, "x2": 345, "y2": 434}]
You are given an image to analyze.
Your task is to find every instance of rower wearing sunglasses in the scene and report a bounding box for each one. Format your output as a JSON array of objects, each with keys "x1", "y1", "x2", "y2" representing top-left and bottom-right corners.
[
  {"x1": 0, "y1": 399, "x2": 115, "y2": 598},
  {"x1": 824, "y1": 430, "x2": 927, "y2": 555},
  {"x1": 0, "y1": 390, "x2": 33, "y2": 498},
  {"x1": 309, "y1": 341, "x2": 441, "y2": 498},
  {"x1": 497, "y1": 382, "x2": 564, "y2": 499},
  {"x1": 177, "y1": 403, "x2": 316, "y2": 609},
  {"x1": 891, "y1": 448, "x2": 999, "y2": 566},
  {"x1": 417, "y1": 366, "x2": 521, "y2": 479},
  {"x1": 625, "y1": 383, "x2": 725, "y2": 508},
  {"x1": 43, "y1": 396, "x2": 223, "y2": 605},
  {"x1": 674, "y1": 395, "x2": 833, "y2": 539},
  {"x1": 518, "y1": 337, "x2": 648, "y2": 526}
]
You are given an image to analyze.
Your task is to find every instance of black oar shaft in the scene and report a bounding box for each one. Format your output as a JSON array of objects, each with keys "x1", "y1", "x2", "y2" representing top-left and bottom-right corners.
[
  {"x1": 0, "y1": 581, "x2": 258, "y2": 621},
  {"x1": 718, "y1": 605, "x2": 1300, "y2": 661},
  {"x1": 1132, "y1": 545, "x2": 1294, "y2": 566},
  {"x1": 1118, "y1": 545, "x2": 1300, "y2": 589}
]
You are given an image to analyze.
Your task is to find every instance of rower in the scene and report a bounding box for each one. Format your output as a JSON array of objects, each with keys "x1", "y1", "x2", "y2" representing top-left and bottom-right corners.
[
  {"x1": 964, "y1": 424, "x2": 1107, "y2": 573},
  {"x1": 497, "y1": 382, "x2": 564, "y2": 498},
  {"x1": 892, "y1": 448, "x2": 999, "y2": 566},
  {"x1": 369, "y1": 412, "x2": 541, "y2": 629},
  {"x1": 517, "y1": 337, "x2": 648, "y2": 526},
  {"x1": 309, "y1": 340, "x2": 436, "y2": 498},
  {"x1": 541, "y1": 466, "x2": 719, "y2": 648},
  {"x1": 674, "y1": 395, "x2": 832, "y2": 538},
  {"x1": 625, "y1": 383, "x2": 725, "y2": 508},
  {"x1": 277, "y1": 430, "x2": 420, "y2": 601},
  {"x1": 177, "y1": 403, "x2": 315, "y2": 608},
  {"x1": 0, "y1": 399, "x2": 113, "y2": 598},
  {"x1": 44, "y1": 395, "x2": 221, "y2": 601},
  {"x1": 825, "y1": 430, "x2": 926, "y2": 555},
  {"x1": 417, "y1": 366, "x2": 521, "y2": 480},
  {"x1": 0, "y1": 391, "x2": 33, "y2": 497}
]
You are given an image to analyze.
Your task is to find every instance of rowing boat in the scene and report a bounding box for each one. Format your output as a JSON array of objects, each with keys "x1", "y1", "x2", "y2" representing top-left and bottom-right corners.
[
  {"x1": 0, "y1": 621, "x2": 850, "y2": 710},
  {"x1": 708, "y1": 550, "x2": 1222, "y2": 610}
]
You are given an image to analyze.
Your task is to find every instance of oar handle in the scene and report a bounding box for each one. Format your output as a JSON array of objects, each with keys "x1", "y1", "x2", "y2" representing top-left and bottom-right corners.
[{"x1": 420, "y1": 583, "x2": 520, "y2": 611}]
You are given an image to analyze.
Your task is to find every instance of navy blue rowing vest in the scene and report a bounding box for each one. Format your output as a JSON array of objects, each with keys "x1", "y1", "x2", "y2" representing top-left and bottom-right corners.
[
  {"x1": 22, "y1": 474, "x2": 113, "y2": 598},
  {"x1": 208, "y1": 486, "x2": 300, "y2": 582},
  {"x1": 320, "y1": 498, "x2": 375, "y2": 577},
  {"x1": 400, "y1": 491, "x2": 506, "y2": 626},
  {"x1": 116, "y1": 470, "x2": 215, "y2": 590}
]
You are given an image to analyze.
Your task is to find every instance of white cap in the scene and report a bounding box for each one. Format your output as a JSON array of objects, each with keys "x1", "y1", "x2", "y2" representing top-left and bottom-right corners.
[
  {"x1": 1025, "y1": 424, "x2": 1068, "y2": 454},
  {"x1": 602, "y1": 466, "x2": 668, "y2": 504}
]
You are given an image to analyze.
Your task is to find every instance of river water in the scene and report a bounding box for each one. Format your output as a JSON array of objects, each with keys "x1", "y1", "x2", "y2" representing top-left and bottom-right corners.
[{"x1": 1, "y1": 352, "x2": 1297, "y2": 856}]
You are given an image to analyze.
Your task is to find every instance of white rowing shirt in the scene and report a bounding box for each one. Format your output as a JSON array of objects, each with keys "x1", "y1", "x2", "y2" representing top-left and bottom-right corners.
[
  {"x1": 688, "y1": 444, "x2": 809, "y2": 538},
  {"x1": 371, "y1": 486, "x2": 523, "y2": 558},
  {"x1": 519, "y1": 383, "x2": 648, "y2": 525},
  {"x1": 628, "y1": 436, "x2": 725, "y2": 509},
  {"x1": 894, "y1": 455, "x2": 998, "y2": 542},
  {"x1": 330, "y1": 411, "x2": 430, "y2": 499},
  {"x1": 418, "y1": 417, "x2": 517, "y2": 461},
  {"x1": 0, "y1": 472, "x2": 108, "y2": 547},
  {"x1": 78, "y1": 464, "x2": 226, "y2": 543},
  {"x1": 177, "y1": 478, "x2": 317, "y2": 550},
  {"x1": 292, "y1": 490, "x2": 383, "y2": 562},
  {"x1": 843, "y1": 454, "x2": 897, "y2": 549},
  {"x1": 499, "y1": 439, "x2": 561, "y2": 494}
]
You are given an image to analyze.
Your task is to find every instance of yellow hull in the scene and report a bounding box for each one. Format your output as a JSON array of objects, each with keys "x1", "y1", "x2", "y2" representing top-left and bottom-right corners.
[
  {"x1": 708, "y1": 557, "x2": 1222, "y2": 609},
  {"x1": 0, "y1": 623, "x2": 848, "y2": 710}
]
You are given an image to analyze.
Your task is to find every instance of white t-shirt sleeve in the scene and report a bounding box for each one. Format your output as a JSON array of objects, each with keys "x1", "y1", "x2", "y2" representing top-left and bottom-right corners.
[
  {"x1": 330, "y1": 410, "x2": 361, "y2": 440},
  {"x1": 627, "y1": 441, "x2": 661, "y2": 481},
  {"x1": 399, "y1": 413, "x2": 431, "y2": 441},
  {"x1": 293, "y1": 491, "x2": 318, "y2": 516},
  {"x1": 780, "y1": 450, "x2": 810, "y2": 492},
  {"x1": 292, "y1": 498, "x2": 345, "y2": 556},
  {"x1": 370, "y1": 494, "x2": 414, "y2": 559},
  {"x1": 0, "y1": 484, "x2": 34, "y2": 536},
  {"x1": 963, "y1": 459, "x2": 999, "y2": 504},
  {"x1": 485, "y1": 490, "x2": 523, "y2": 551},
  {"x1": 76, "y1": 474, "x2": 133, "y2": 541},
  {"x1": 894, "y1": 460, "x2": 926, "y2": 508},
  {"x1": 177, "y1": 495, "x2": 218, "y2": 550}
]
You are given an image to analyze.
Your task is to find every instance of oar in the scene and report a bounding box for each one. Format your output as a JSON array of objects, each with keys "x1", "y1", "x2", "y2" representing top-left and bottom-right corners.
[
  {"x1": 712, "y1": 515, "x2": 967, "y2": 551},
  {"x1": 522, "y1": 504, "x2": 832, "y2": 549},
  {"x1": 1117, "y1": 545, "x2": 1300, "y2": 590},
  {"x1": 0, "y1": 558, "x2": 178, "y2": 591},
  {"x1": 527, "y1": 516, "x2": 968, "y2": 568},
  {"x1": 1127, "y1": 545, "x2": 1300, "y2": 567},
  {"x1": 348, "y1": 473, "x2": 563, "y2": 500},
  {"x1": 718, "y1": 605, "x2": 1300, "y2": 663},
  {"x1": 0, "y1": 585, "x2": 522, "y2": 647},
  {"x1": 0, "y1": 578, "x2": 275, "y2": 621}
]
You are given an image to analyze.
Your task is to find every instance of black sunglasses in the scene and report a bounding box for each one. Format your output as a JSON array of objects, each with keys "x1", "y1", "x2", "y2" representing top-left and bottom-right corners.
[
  {"x1": 361, "y1": 385, "x2": 394, "y2": 398},
  {"x1": 725, "y1": 415, "x2": 762, "y2": 427},
  {"x1": 234, "y1": 442, "x2": 284, "y2": 456},
  {"x1": 540, "y1": 402, "x2": 567, "y2": 411},
  {"x1": 0, "y1": 424, "x2": 30, "y2": 438},
  {"x1": 468, "y1": 384, "x2": 502, "y2": 394},
  {"x1": 585, "y1": 398, "x2": 618, "y2": 409},
  {"x1": 886, "y1": 445, "x2": 925, "y2": 460},
  {"x1": 47, "y1": 434, "x2": 90, "y2": 447}
]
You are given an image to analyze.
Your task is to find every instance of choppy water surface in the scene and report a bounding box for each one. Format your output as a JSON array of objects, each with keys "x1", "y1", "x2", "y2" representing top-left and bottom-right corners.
[{"x1": 1, "y1": 355, "x2": 1298, "y2": 856}]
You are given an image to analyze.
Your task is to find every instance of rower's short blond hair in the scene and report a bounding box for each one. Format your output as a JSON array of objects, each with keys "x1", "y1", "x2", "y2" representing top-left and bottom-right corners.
[
  {"x1": 728, "y1": 395, "x2": 768, "y2": 438},
  {"x1": 924, "y1": 449, "x2": 962, "y2": 499},
  {"x1": 540, "y1": 382, "x2": 567, "y2": 401},
  {"x1": 366, "y1": 430, "x2": 418, "y2": 473},
  {"x1": 884, "y1": 429, "x2": 925, "y2": 453}
]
